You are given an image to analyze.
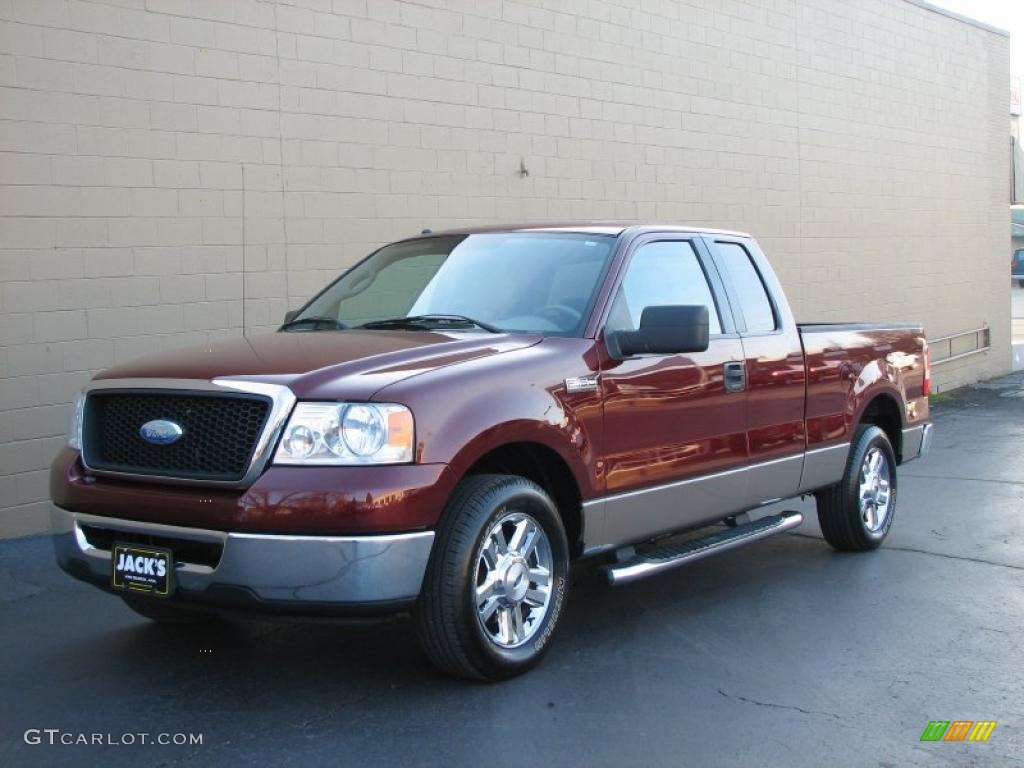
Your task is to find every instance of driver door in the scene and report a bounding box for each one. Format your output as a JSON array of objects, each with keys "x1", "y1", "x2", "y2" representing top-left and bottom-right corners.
[{"x1": 595, "y1": 235, "x2": 749, "y2": 547}]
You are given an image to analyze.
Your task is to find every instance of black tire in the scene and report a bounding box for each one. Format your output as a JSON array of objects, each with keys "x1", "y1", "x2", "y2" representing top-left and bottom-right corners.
[
  {"x1": 816, "y1": 425, "x2": 897, "y2": 551},
  {"x1": 414, "y1": 474, "x2": 570, "y2": 681},
  {"x1": 121, "y1": 595, "x2": 217, "y2": 624},
  {"x1": 1018, "y1": 279, "x2": 1024, "y2": 288}
]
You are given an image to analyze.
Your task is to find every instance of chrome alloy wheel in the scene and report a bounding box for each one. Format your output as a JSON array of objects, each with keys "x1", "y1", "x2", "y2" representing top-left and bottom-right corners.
[
  {"x1": 474, "y1": 511, "x2": 553, "y2": 649},
  {"x1": 859, "y1": 446, "x2": 892, "y2": 532}
]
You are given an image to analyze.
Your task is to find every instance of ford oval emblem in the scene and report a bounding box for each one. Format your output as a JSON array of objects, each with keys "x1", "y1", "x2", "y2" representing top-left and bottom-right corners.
[{"x1": 139, "y1": 419, "x2": 184, "y2": 445}]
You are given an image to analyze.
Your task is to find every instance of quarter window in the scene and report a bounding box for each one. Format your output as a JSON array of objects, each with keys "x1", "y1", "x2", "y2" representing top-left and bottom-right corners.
[
  {"x1": 606, "y1": 241, "x2": 721, "y2": 335},
  {"x1": 714, "y1": 242, "x2": 776, "y2": 333}
]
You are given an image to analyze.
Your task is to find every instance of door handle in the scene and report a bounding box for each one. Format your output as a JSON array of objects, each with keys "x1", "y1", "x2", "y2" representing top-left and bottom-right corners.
[{"x1": 724, "y1": 361, "x2": 746, "y2": 393}]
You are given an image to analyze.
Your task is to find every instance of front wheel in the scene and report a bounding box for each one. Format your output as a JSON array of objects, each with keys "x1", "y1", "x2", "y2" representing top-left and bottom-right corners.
[
  {"x1": 414, "y1": 474, "x2": 570, "y2": 681},
  {"x1": 816, "y1": 425, "x2": 897, "y2": 551}
]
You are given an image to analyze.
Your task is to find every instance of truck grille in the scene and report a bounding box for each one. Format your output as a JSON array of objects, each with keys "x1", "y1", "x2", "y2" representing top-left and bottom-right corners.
[{"x1": 82, "y1": 390, "x2": 272, "y2": 482}]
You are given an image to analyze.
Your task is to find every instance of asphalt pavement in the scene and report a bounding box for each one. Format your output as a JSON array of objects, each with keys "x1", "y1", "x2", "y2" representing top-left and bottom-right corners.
[{"x1": 2, "y1": 374, "x2": 1023, "y2": 767}]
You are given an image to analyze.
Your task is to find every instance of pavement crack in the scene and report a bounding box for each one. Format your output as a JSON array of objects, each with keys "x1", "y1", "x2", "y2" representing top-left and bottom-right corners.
[
  {"x1": 0, "y1": 569, "x2": 48, "y2": 604},
  {"x1": 716, "y1": 688, "x2": 843, "y2": 721},
  {"x1": 902, "y1": 473, "x2": 1024, "y2": 488},
  {"x1": 978, "y1": 626, "x2": 1009, "y2": 635},
  {"x1": 787, "y1": 533, "x2": 1024, "y2": 572},
  {"x1": 880, "y1": 545, "x2": 1024, "y2": 572}
]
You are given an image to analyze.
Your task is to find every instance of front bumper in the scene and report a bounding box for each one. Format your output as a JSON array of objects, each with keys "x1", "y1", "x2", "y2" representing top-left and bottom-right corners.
[{"x1": 51, "y1": 505, "x2": 434, "y2": 617}]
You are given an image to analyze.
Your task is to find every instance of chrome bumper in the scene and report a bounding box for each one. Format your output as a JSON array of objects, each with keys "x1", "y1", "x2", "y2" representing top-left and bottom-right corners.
[
  {"x1": 51, "y1": 506, "x2": 434, "y2": 613},
  {"x1": 901, "y1": 423, "x2": 933, "y2": 462}
]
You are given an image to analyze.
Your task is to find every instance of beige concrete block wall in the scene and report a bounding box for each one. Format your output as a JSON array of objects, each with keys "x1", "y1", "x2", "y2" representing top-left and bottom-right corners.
[{"x1": 0, "y1": 0, "x2": 1010, "y2": 536}]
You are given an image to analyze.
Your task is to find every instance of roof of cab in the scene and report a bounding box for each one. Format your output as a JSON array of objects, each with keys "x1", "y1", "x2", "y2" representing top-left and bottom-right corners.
[{"x1": 417, "y1": 223, "x2": 751, "y2": 238}]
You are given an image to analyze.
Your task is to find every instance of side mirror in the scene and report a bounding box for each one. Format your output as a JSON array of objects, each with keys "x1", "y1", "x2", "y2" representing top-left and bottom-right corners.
[
  {"x1": 283, "y1": 309, "x2": 299, "y2": 324},
  {"x1": 607, "y1": 305, "x2": 710, "y2": 358}
]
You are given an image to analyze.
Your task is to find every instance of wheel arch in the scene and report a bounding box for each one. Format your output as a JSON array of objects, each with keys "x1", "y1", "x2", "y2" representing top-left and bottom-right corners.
[
  {"x1": 458, "y1": 441, "x2": 585, "y2": 558},
  {"x1": 857, "y1": 392, "x2": 904, "y2": 462}
]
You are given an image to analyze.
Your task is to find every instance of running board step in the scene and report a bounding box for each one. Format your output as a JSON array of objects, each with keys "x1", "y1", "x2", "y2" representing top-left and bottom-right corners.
[{"x1": 602, "y1": 511, "x2": 803, "y2": 586}]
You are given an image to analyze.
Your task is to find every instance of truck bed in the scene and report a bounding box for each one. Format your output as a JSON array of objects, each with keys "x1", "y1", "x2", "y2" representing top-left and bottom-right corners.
[{"x1": 797, "y1": 321, "x2": 928, "y2": 461}]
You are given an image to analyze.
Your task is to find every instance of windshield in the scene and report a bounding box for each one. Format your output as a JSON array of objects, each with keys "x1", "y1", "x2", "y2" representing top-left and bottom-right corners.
[{"x1": 288, "y1": 233, "x2": 617, "y2": 336}]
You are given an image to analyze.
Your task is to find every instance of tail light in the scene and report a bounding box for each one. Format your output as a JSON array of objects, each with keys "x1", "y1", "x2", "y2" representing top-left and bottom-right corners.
[{"x1": 922, "y1": 342, "x2": 931, "y2": 397}]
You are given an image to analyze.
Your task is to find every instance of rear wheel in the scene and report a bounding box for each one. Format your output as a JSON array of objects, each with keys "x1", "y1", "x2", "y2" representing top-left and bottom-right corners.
[
  {"x1": 816, "y1": 425, "x2": 897, "y2": 551},
  {"x1": 414, "y1": 474, "x2": 570, "y2": 681},
  {"x1": 121, "y1": 595, "x2": 217, "y2": 624}
]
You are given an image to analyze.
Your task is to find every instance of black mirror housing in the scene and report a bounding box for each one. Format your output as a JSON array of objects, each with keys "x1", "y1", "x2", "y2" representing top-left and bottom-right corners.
[
  {"x1": 607, "y1": 305, "x2": 710, "y2": 358},
  {"x1": 283, "y1": 309, "x2": 299, "y2": 324}
]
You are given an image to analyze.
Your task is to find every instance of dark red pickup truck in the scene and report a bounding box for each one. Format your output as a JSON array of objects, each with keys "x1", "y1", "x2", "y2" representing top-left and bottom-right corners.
[{"x1": 51, "y1": 224, "x2": 932, "y2": 680}]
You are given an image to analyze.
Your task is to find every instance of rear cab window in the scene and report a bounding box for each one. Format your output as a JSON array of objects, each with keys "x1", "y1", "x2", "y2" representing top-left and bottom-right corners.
[{"x1": 712, "y1": 241, "x2": 777, "y2": 333}]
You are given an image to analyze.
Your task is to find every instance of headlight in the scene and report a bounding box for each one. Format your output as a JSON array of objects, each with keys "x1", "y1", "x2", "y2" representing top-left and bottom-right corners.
[
  {"x1": 273, "y1": 402, "x2": 414, "y2": 465},
  {"x1": 68, "y1": 389, "x2": 86, "y2": 450}
]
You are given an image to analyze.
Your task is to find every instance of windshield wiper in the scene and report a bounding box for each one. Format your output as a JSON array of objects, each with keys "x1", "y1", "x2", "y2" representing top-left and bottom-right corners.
[
  {"x1": 356, "y1": 314, "x2": 501, "y2": 333},
  {"x1": 280, "y1": 315, "x2": 347, "y2": 331}
]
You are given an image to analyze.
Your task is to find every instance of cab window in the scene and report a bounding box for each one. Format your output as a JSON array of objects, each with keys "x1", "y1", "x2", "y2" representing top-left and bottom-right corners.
[
  {"x1": 606, "y1": 241, "x2": 722, "y2": 334},
  {"x1": 713, "y1": 242, "x2": 776, "y2": 333}
]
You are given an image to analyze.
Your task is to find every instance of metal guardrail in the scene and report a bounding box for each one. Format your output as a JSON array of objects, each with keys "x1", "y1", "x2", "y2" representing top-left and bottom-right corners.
[{"x1": 929, "y1": 326, "x2": 990, "y2": 365}]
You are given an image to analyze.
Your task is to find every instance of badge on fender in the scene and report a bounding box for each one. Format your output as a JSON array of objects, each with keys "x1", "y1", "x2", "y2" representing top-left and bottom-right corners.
[{"x1": 564, "y1": 376, "x2": 598, "y2": 393}]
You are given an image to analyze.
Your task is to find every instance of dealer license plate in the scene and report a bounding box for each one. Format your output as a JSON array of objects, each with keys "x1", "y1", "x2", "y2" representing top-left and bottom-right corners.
[{"x1": 111, "y1": 543, "x2": 173, "y2": 597}]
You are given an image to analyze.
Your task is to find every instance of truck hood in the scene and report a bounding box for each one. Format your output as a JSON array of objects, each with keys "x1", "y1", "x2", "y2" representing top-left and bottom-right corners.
[{"x1": 93, "y1": 330, "x2": 542, "y2": 400}]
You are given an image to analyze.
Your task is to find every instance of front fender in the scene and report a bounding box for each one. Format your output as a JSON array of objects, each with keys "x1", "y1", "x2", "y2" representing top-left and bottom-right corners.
[
  {"x1": 428, "y1": 383, "x2": 598, "y2": 499},
  {"x1": 374, "y1": 337, "x2": 604, "y2": 500}
]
